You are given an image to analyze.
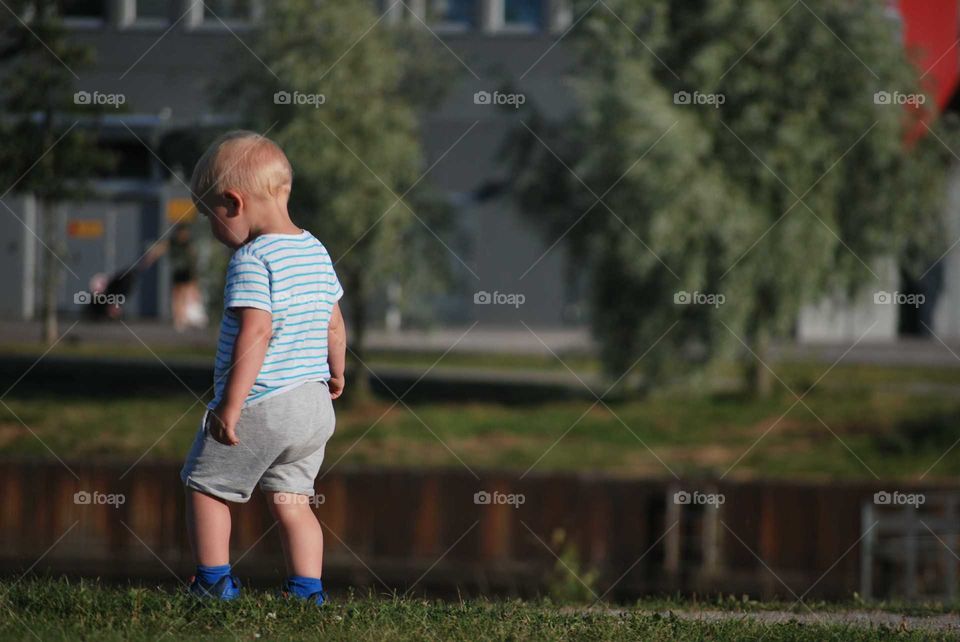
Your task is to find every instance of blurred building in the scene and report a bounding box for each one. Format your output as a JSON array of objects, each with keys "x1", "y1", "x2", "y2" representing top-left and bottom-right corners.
[
  {"x1": 2, "y1": 0, "x2": 582, "y2": 327},
  {"x1": 3, "y1": 0, "x2": 960, "y2": 343},
  {"x1": 798, "y1": 0, "x2": 960, "y2": 343}
]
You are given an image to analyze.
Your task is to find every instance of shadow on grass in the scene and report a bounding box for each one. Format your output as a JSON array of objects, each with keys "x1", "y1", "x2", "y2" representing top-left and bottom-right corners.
[
  {"x1": 876, "y1": 409, "x2": 960, "y2": 456},
  {"x1": 0, "y1": 355, "x2": 596, "y2": 405}
]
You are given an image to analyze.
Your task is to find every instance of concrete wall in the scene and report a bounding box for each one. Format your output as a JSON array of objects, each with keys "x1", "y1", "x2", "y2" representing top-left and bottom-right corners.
[
  {"x1": 796, "y1": 258, "x2": 900, "y2": 343},
  {"x1": 797, "y1": 159, "x2": 960, "y2": 344},
  {"x1": 0, "y1": 195, "x2": 36, "y2": 320},
  {"x1": 2, "y1": 185, "x2": 172, "y2": 321},
  {"x1": 931, "y1": 163, "x2": 960, "y2": 339}
]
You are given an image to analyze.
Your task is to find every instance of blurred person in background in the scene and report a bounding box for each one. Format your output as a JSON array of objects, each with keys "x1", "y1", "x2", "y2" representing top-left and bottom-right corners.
[
  {"x1": 170, "y1": 224, "x2": 207, "y2": 331},
  {"x1": 87, "y1": 243, "x2": 167, "y2": 321}
]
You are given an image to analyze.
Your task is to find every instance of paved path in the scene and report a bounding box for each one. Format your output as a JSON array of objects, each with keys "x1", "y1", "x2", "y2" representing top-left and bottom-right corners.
[
  {"x1": 0, "y1": 320, "x2": 590, "y2": 355},
  {"x1": 6, "y1": 319, "x2": 960, "y2": 366},
  {"x1": 587, "y1": 608, "x2": 960, "y2": 633},
  {"x1": 674, "y1": 609, "x2": 960, "y2": 633}
]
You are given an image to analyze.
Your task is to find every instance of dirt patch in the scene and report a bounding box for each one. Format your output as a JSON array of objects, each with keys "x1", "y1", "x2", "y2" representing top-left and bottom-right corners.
[
  {"x1": 0, "y1": 423, "x2": 22, "y2": 447},
  {"x1": 680, "y1": 444, "x2": 740, "y2": 467},
  {"x1": 568, "y1": 607, "x2": 960, "y2": 633},
  {"x1": 658, "y1": 609, "x2": 960, "y2": 633},
  {"x1": 754, "y1": 416, "x2": 817, "y2": 436},
  {"x1": 340, "y1": 402, "x2": 405, "y2": 426}
]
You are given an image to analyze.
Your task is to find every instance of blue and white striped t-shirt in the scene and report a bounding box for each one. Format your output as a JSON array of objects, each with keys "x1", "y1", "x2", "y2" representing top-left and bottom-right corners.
[{"x1": 209, "y1": 230, "x2": 344, "y2": 409}]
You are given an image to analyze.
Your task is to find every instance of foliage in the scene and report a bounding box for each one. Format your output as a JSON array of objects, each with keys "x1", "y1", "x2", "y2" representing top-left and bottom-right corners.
[
  {"x1": 0, "y1": 1, "x2": 112, "y2": 198},
  {"x1": 544, "y1": 528, "x2": 600, "y2": 603},
  {"x1": 217, "y1": 0, "x2": 459, "y2": 353},
  {"x1": 0, "y1": 1, "x2": 114, "y2": 342},
  {"x1": 508, "y1": 0, "x2": 959, "y2": 393}
]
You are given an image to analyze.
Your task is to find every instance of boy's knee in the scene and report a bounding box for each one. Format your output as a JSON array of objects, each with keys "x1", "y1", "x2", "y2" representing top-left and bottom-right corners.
[{"x1": 266, "y1": 492, "x2": 314, "y2": 519}]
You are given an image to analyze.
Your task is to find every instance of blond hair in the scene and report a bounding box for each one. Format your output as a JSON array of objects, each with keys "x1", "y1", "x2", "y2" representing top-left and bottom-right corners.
[{"x1": 190, "y1": 130, "x2": 293, "y2": 202}]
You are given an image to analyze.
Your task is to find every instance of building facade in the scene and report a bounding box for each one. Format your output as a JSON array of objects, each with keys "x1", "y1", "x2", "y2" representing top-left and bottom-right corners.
[
  {"x1": 3, "y1": 0, "x2": 583, "y2": 327},
  {"x1": 4, "y1": 0, "x2": 960, "y2": 343}
]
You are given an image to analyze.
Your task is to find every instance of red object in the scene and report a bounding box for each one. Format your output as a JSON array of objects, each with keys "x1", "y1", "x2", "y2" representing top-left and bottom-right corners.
[{"x1": 895, "y1": 0, "x2": 959, "y2": 140}]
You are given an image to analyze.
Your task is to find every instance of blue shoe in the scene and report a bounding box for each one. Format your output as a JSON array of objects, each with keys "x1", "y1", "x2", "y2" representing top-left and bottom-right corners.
[
  {"x1": 282, "y1": 579, "x2": 327, "y2": 606},
  {"x1": 189, "y1": 574, "x2": 241, "y2": 600}
]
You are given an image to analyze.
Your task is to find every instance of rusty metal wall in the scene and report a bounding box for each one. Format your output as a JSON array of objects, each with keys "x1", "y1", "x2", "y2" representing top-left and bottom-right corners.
[{"x1": 0, "y1": 459, "x2": 948, "y2": 600}]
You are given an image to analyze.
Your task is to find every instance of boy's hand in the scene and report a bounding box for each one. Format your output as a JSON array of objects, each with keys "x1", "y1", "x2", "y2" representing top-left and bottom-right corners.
[
  {"x1": 327, "y1": 303, "x2": 346, "y2": 401},
  {"x1": 208, "y1": 403, "x2": 241, "y2": 445},
  {"x1": 328, "y1": 374, "x2": 345, "y2": 400}
]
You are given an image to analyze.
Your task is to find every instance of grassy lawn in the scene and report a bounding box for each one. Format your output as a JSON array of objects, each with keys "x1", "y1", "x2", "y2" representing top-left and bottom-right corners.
[
  {"x1": 0, "y1": 578, "x2": 953, "y2": 641},
  {"x1": 0, "y1": 352, "x2": 959, "y2": 479}
]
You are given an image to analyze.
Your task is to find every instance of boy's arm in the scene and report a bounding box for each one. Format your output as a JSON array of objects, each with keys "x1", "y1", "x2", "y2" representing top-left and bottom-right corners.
[
  {"x1": 209, "y1": 307, "x2": 273, "y2": 445},
  {"x1": 327, "y1": 302, "x2": 346, "y2": 400}
]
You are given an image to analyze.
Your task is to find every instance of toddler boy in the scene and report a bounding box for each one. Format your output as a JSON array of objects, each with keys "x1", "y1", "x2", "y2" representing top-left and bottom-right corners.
[{"x1": 180, "y1": 130, "x2": 346, "y2": 604}]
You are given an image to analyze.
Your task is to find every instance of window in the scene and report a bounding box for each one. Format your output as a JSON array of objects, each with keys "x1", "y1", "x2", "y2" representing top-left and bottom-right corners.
[
  {"x1": 136, "y1": 0, "x2": 169, "y2": 21},
  {"x1": 96, "y1": 141, "x2": 152, "y2": 180},
  {"x1": 203, "y1": 0, "x2": 253, "y2": 22},
  {"x1": 431, "y1": 0, "x2": 475, "y2": 29},
  {"x1": 62, "y1": 0, "x2": 106, "y2": 21},
  {"x1": 504, "y1": 0, "x2": 542, "y2": 28}
]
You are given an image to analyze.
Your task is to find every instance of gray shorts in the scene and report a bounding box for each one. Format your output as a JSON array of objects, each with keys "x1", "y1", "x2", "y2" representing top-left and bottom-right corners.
[{"x1": 180, "y1": 381, "x2": 335, "y2": 503}]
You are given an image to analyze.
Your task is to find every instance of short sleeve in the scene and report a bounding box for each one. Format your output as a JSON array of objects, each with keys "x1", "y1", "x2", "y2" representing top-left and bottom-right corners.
[
  {"x1": 224, "y1": 254, "x2": 272, "y2": 313},
  {"x1": 332, "y1": 268, "x2": 344, "y2": 301},
  {"x1": 319, "y1": 243, "x2": 344, "y2": 302}
]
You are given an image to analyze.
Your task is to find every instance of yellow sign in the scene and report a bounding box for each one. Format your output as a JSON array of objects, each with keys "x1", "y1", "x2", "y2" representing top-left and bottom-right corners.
[
  {"x1": 67, "y1": 219, "x2": 104, "y2": 239},
  {"x1": 166, "y1": 198, "x2": 197, "y2": 224}
]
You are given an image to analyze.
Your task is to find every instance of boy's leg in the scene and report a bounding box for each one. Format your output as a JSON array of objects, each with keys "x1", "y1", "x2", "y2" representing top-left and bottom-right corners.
[
  {"x1": 256, "y1": 382, "x2": 335, "y2": 602},
  {"x1": 265, "y1": 492, "x2": 324, "y2": 578},
  {"x1": 186, "y1": 489, "x2": 232, "y2": 566},
  {"x1": 181, "y1": 400, "x2": 277, "y2": 564},
  {"x1": 179, "y1": 399, "x2": 278, "y2": 600}
]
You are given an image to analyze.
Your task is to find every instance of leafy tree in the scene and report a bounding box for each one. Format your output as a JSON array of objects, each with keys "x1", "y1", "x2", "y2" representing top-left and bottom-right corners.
[
  {"x1": 0, "y1": 1, "x2": 112, "y2": 343},
  {"x1": 509, "y1": 0, "x2": 957, "y2": 395},
  {"x1": 220, "y1": 0, "x2": 457, "y2": 392}
]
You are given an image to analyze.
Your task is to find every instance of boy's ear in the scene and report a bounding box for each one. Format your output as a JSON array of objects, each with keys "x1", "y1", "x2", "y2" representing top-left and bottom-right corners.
[{"x1": 223, "y1": 189, "x2": 244, "y2": 217}]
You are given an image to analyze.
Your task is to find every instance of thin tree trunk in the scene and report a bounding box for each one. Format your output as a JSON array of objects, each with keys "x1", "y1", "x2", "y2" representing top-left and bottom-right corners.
[
  {"x1": 40, "y1": 106, "x2": 60, "y2": 345},
  {"x1": 344, "y1": 269, "x2": 371, "y2": 400},
  {"x1": 41, "y1": 198, "x2": 60, "y2": 344},
  {"x1": 749, "y1": 326, "x2": 773, "y2": 397}
]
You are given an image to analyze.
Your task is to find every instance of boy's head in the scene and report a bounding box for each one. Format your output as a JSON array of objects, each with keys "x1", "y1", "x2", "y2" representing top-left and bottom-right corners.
[{"x1": 190, "y1": 130, "x2": 293, "y2": 248}]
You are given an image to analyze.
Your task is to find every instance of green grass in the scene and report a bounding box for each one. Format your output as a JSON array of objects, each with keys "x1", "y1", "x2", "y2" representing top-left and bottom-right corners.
[
  {"x1": 0, "y1": 578, "x2": 953, "y2": 641},
  {"x1": 2, "y1": 341, "x2": 960, "y2": 478},
  {"x1": 1, "y1": 373, "x2": 959, "y2": 479}
]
